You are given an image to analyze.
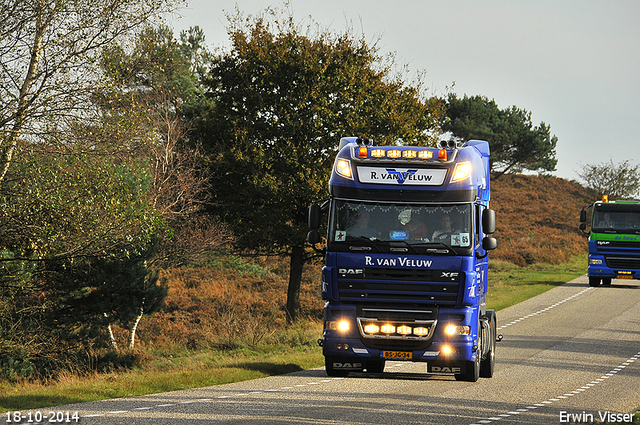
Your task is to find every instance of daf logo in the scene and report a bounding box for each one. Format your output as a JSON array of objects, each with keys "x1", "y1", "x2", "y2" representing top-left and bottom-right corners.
[
  {"x1": 332, "y1": 362, "x2": 363, "y2": 369},
  {"x1": 339, "y1": 268, "x2": 364, "y2": 276},
  {"x1": 429, "y1": 366, "x2": 461, "y2": 373}
]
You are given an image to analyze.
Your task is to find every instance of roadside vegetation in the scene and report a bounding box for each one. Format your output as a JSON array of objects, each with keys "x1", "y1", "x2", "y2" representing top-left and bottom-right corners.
[{"x1": 1, "y1": 173, "x2": 596, "y2": 412}]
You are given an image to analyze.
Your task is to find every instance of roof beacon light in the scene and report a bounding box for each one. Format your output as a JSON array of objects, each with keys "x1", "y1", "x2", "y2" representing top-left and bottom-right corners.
[
  {"x1": 438, "y1": 149, "x2": 447, "y2": 161},
  {"x1": 602, "y1": 195, "x2": 609, "y2": 203},
  {"x1": 358, "y1": 146, "x2": 368, "y2": 158}
]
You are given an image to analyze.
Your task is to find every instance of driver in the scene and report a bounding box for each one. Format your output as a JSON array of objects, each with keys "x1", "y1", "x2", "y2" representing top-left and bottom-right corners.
[{"x1": 432, "y1": 214, "x2": 460, "y2": 241}]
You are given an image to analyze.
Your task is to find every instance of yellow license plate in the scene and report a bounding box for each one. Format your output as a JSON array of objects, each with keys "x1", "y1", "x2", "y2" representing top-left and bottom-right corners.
[
  {"x1": 617, "y1": 275, "x2": 633, "y2": 279},
  {"x1": 382, "y1": 351, "x2": 412, "y2": 359}
]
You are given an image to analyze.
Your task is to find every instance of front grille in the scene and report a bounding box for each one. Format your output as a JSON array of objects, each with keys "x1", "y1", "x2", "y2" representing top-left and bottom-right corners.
[
  {"x1": 337, "y1": 267, "x2": 462, "y2": 304},
  {"x1": 605, "y1": 256, "x2": 640, "y2": 269}
]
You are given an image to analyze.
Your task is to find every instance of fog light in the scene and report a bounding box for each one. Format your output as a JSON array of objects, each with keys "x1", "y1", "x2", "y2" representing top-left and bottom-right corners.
[
  {"x1": 413, "y1": 326, "x2": 430, "y2": 336},
  {"x1": 442, "y1": 345, "x2": 452, "y2": 355},
  {"x1": 397, "y1": 325, "x2": 412, "y2": 335},
  {"x1": 381, "y1": 324, "x2": 396, "y2": 334},
  {"x1": 364, "y1": 323, "x2": 380, "y2": 334}
]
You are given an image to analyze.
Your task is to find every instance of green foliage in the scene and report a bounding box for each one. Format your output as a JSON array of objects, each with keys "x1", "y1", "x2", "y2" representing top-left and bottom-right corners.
[
  {"x1": 443, "y1": 94, "x2": 558, "y2": 178},
  {"x1": 190, "y1": 7, "x2": 443, "y2": 319},
  {"x1": 0, "y1": 148, "x2": 162, "y2": 259},
  {"x1": 577, "y1": 159, "x2": 640, "y2": 199}
]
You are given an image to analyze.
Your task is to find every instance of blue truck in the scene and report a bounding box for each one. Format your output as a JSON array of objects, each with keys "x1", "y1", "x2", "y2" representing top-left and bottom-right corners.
[
  {"x1": 308, "y1": 137, "x2": 499, "y2": 382},
  {"x1": 580, "y1": 197, "x2": 640, "y2": 286}
]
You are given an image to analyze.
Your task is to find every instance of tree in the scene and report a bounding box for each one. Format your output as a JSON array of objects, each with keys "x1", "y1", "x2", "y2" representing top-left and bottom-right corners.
[
  {"x1": 0, "y1": 0, "x2": 177, "y2": 185},
  {"x1": 442, "y1": 94, "x2": 558, "y2": 178},
  {"x1": 191, "y1": 8, "x2": 444, "y2": 321},
  {"x1": 96, "y1": 25, "x2": 231, "y2": 267},
  {"x1": 577, "y1": 159, "x2": 640, "y2": 200}
]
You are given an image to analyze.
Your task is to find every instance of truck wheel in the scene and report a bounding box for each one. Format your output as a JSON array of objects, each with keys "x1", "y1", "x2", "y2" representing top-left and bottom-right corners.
[
  {"x1": 325, "y1": 357, "x2": 350, "y2": 377},
  {"x1": 366, "y1": 359, "x2": 386, "y2": 373},
  {"x1": 455, "y1": 355, "x2": 480, "y2": 382},
  {"x1": 602, "y1": 278, "x2": 612, "y2": 286},
  {"x1": 589, "y1": 276, "x2": 601, "y2": 287},
  {"x1": 480, "y1": 311, "x2": 496, "y2": 378}
]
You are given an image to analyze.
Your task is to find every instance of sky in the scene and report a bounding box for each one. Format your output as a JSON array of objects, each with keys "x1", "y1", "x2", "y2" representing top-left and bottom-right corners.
[{"x1": 167, "y1": 0, "x2": 640, "y2": 182}]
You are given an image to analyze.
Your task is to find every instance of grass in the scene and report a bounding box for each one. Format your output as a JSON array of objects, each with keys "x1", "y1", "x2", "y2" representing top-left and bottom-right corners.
[
  {"x1": 0, "y1": 256, "x2": 590, "y2": 413},
  {"x1": 0, "y1": 322, "x2": 324, "y2": 412},
  {"x1": 487, "y1": 254, "x2": 586, "y2": 311}
]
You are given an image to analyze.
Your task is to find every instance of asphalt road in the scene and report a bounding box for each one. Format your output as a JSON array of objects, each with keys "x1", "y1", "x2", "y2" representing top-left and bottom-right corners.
[{"x1": 15, "y1": 275, "x2": 640, "y2": 424}]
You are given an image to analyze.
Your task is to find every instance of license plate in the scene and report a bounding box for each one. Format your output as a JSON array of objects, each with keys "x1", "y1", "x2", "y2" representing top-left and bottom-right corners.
[
  {"x1": 382, "y1": 351, "x2": 412, "y2": 359},
  {"x1": 617, "y1": 275, "x2": 633, "y2": 279}
]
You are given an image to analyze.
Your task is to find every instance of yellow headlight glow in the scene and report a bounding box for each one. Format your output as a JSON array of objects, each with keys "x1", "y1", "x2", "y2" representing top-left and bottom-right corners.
[
  {"x1": 451, "y1": 162, "x2": 472, "y2": 182},
  {"x1": 381, "y1": 324, "x2": 396, "y2": 334},
  {"x1": 413, "y1": 326, "x2": 430, "y2": 336},
  {"x1": 370, "y1": 149, "x2": 385, "y2": 158},
  {"x1": 445, "y1": 324, "x2": 471, "y2": 335},
  {"x1": 387, "y1": 149, "x2": 401, "y2": 159},
  {"x1": 363, "y1": 323, "x2": 380, "y2": 334},
  {"x1": 335, "y1": 159, "x2": 352, "y2": 179},
  {"x1": 397, "y1": 325, "x2": 412, "y2": 335}
]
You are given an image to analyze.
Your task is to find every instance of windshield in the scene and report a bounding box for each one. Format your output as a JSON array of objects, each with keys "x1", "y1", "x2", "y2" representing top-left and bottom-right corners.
[
  {"x1": 329, "y1": 200, "x2": 472, "y2": 253},
  {"x1": 592, "y1": 208, "x2": 640, "y2": 233}
]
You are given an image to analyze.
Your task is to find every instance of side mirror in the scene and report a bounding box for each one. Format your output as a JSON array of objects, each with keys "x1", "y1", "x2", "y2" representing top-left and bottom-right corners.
[
  {"x1": 308, "y1": 203, "x2": 321, "y2": 229},
  {"x1": 307, "y1": 229, "x2": 321, "y2": 244},
  {"x1": 579, "y1": 223, "x2": 587, "y2": 231},
  {"x1": 482, "y1": 236, "x2": 497, "y2": 251},
  {"x1": 579, "y1": 208, "x2": 587, "y2": 223},
  {"x1": 482, "y1": 208, "x2": 496, "y2": 234}
]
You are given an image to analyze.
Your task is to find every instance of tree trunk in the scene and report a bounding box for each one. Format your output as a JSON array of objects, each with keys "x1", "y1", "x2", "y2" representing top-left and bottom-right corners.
[
  {"x1": 128, "y1": 305, "x2": 144, "y2": 349},
  {"x1": 104, "y1": 313, "x2": 118, "y2": 350},
  {"x1": 286, "y1": 244, "x2": 305, "y2": 323}
]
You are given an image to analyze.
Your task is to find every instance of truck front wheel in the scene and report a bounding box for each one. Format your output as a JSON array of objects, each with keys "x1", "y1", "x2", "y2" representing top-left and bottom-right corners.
[
  {"x1": 479, "y1": 311, "x2": 496, "y2": 378},
  {"x1": 589, "y1": 276, "x2": 601, "y2": 287}
]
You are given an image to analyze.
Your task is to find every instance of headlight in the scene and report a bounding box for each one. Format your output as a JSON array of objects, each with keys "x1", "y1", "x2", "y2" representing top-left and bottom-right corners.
[
  {"x1": 335, "y1": 159, "x2": 353, "y2": 179},
  {"x1": 451, "y1": 162, "x2": 471, "y2": 182},
  {"x1": 444, "y1": 324, "x2": 471, "y2": 335},
  {"x1": 589, "y1": 259, "x2": 603, "y2": 265},
  {"x1": 326, "y1": 320, "x2": 350, "y2": 332}
]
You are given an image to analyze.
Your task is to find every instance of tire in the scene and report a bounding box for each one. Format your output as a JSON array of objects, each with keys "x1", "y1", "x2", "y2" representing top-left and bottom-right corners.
[
  {"x1": 589, "y1": 276, "x2": 601, "y2": 287},
  {"x1": 325, "y1": 357, "x2": 350, "y2": 377},
  {"x1": 480, "y1": 311, "x2": 496, "y2": 378},
  {"x1": 366, "y1": 359, "x2": 386, "y2": 373},
  {"x1": 602, "y1": 278, "x2": 612, "y2": 286}
]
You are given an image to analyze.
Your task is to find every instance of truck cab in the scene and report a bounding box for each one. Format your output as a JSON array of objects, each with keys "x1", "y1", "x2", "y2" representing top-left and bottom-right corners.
[
  {"x1": 580, "y1": 197, "x2": 640, "y2": 286},
  {"x1": 308, "y1": 137, "x2": 498, "y2": 382}
]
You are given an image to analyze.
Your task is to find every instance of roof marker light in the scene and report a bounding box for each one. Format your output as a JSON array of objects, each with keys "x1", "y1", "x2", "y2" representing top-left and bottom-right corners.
[
  {"x1": 370, "y1": 149, "x2": 385, "y2": 158},
  {"x1": 402, "y1": 150, "x2": 417, "y2": 159},
  {"x1": 438, "y1": 149, "x2": 447, "y2": 161},
  {"x1": 602, "y1": 195, "x2": 609, "y2": 203},
  {"x1": 358, "y1": 146, "x2": 368, "y2": 158},
  {"x1": 387, "y1": 149, "x2": 401, "y2": 159},
  {"x1": 418, "y1": 150, "x2": 434, "y2": 160}
]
